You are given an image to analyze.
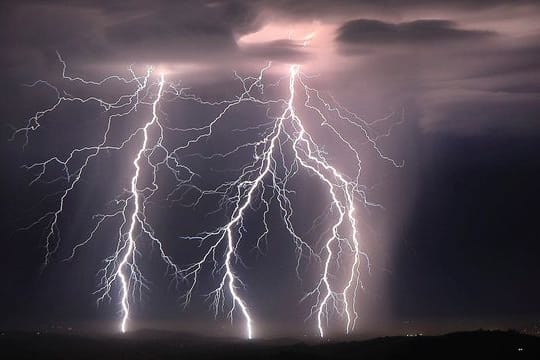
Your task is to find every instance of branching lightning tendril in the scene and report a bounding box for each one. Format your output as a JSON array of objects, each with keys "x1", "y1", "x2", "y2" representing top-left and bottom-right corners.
[
  {"x1": 14, "y1": 53, "x2": 402, "y2": 338},
  {"x1": 14, "y1": 55, "x2": 191, "y2": 333},
  {"x1": 175, "y1": 63, "x2": 402, "y2": 338}
]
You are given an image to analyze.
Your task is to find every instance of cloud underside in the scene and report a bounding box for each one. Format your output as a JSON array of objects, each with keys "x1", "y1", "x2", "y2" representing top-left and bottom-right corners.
[
  {"x1": 336, "y1": 19, "x2": 493, "y2": 46},
  {"x1": 1, "y1": 0, "x2": 539, "y2": 134}
]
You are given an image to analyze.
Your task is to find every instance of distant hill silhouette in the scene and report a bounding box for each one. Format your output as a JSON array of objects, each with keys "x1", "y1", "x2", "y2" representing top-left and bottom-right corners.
[{"x1": 1, "y1": 329, "x2": 538, "y2": 359}]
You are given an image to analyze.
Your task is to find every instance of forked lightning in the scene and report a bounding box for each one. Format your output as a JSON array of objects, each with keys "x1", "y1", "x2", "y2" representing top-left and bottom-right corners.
[{"x1": 15, "y1": 54, "x2": 401, "y2": 338}]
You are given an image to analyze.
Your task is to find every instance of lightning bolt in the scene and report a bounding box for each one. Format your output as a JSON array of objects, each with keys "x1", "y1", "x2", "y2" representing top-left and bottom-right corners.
[
  {"x1": 176, "y1": 62, "x2": 402, "y2": 338},
  {"x1": 117, "y1": 73, "x2": 165, "y2": 332},
  {"x1": 13, "y1": 55, "x2": 197, "y2": 332},
  {"x1": 14, "y1": 53, "x2": 401, "y2": 338}
]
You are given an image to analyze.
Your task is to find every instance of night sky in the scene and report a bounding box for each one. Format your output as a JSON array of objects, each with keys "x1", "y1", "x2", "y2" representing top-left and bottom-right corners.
[{"x1": 1, "y1": 0, "x2": 540, "y2": 338}]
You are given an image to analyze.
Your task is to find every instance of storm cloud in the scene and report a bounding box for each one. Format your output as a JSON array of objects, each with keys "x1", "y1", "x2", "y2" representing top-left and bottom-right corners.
[
  {"x1": 336, "y1": 19, "x2": 493, "y2": 45},
  {"x1": 1, "y1": 0, "x2": 538, "y2": 133}
]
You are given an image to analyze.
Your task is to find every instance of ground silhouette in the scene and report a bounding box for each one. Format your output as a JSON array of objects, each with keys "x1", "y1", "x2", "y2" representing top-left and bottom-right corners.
[{"x1": 1, "y1": 329, "x2": 538, "y2": 359}]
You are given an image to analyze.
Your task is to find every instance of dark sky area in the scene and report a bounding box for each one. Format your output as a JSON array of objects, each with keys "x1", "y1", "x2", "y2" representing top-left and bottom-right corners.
[{"x1": 0, "y1": 0, "x2": 539, "y2": 338}]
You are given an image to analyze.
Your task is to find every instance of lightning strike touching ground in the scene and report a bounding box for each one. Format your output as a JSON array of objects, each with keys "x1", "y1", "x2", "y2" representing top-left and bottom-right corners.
[
  {"x1": 13, "y1": 55, "x2": 198, "y2": 332},
  {"x1": 176, "y1": 62, "x2": 402, "y2": 338},
  {"x1": 117, "y1": 73, "x2": 165, "y2": 333},
  {"x1": 14, "y1": 54, "x2": 401, "y2": 338}
]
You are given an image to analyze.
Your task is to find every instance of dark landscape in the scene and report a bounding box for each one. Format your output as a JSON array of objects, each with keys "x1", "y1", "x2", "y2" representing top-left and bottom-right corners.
[{"x1": 1, "y1": 330, "x2": 539, "y2": 359}]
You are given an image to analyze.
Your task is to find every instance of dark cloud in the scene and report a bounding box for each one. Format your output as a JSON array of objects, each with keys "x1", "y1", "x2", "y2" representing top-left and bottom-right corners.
[
  {"x1": 104, "y1": 0, "x2": 263, "y2": 52},
  {"x1": 249, "y1": 0, "x2": 540, "y2": 20},
  {"x1": 1, "y1": 0, "x2": 538, "y2": 71},
  {"x1": 1, "y1": 0, "x2": 539, "y2": 132},
  {"x1": 104, "y1": 8, "x2": 239, "y2": 61},
  {"x1": 240, "y1": 39, "x2": 310, "y2": 61},
  {"x1": 0, "y1": 0, "x2": 265, "y2": 68},
  {"x1": 326, "y1": 13, "x2": 538, "y2": 134},
  {"x1": 336, "y1": 19, "x2": 494, "y2": 46}
]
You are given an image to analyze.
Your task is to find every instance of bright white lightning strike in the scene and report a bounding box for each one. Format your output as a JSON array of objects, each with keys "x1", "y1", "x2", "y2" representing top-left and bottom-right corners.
[
  {"x1": 14, "y1": 56, "x2": 196, "y2": 333},
  {"x1": 15, "y1": 54, "x2": 401, "y2": 338},
  {"x1": 118, "y1": 73, "x2": 165, "y2": 333},
  {"x1": 176, "y1": 63, "x2": 402, "y2": 338}
]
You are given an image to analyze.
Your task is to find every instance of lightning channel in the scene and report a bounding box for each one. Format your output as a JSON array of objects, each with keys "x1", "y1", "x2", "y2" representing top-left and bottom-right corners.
[
  {"x1": 14, "y1": 57, "x2": 194, "y2": 332},
  {"x1": 176, "y1": 61, "x2": 401, "y2": 338},
  {"x1": 14, "y1": 53, "x2": 401, "y2": 339}
]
